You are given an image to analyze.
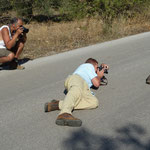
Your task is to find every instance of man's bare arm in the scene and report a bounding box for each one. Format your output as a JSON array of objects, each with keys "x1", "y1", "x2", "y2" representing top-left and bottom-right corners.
[
  {"x1": 92, "y1": 63, "x2": 109, "y2": 87},
  {"x1": 2, "y1": 27, "x2": 22, "y2": 49},
  {"x1": 92, "y1": 69, "x2": 104, "y2": 87}
]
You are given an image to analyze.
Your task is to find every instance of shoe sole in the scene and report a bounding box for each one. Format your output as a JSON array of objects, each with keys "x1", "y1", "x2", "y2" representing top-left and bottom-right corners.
[
  {"x1": 146, "y1": 80, "x2": 150, "y2": 84},
  {"x1": 146, "y1": 75, "x2": 150, "y2": 84},
  {"x1": 56, "y1": 119, "x2": 82, "y2": 127}
]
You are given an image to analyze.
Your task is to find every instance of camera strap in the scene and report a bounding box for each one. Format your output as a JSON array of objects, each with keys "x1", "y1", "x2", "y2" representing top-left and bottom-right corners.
[{"x1": 100, "y1": 76, "x2": 108, "y2": 85}]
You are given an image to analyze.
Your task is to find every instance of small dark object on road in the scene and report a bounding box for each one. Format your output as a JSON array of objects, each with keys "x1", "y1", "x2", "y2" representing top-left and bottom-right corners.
[{"x1": 146, "y1": 75, "x2": 150, "y2": 84}]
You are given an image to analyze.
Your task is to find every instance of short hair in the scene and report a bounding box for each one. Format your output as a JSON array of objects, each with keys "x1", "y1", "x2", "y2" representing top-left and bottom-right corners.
[
  {"x1": 10, "y1": 17, "x2": 22, "y2": 25},
  {"x1": 85, "y1": 58, "x2": 98, "y2": 65}
]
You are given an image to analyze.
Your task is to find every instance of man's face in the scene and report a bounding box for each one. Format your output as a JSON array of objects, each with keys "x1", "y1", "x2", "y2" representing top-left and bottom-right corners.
[
  {"x1": 94, "y1": 63, "x2": 98, "y2": 73},
  {"x1": 13, "y1": 19, "x2": 23, "y2": 31}
]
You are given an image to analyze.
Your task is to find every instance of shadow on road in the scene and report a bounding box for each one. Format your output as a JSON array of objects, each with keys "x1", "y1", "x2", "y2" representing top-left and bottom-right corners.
[
  {"x1": 63, "y1": 124, "x2": 150, "y2": 150},
  {"x1": 0, "y1": 57, "x2": 32, "y2": 70},
  {"x1": 18, "y1": 57, "x2": 32, "y2": 65}
]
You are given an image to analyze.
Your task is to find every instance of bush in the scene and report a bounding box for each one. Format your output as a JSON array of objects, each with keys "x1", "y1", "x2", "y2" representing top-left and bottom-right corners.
[
  {"x1": 1, "y1": 0, "x2": 150, "y2": 22},
  {"x1": 92, "y1": 0, "x2": 150, "y2": 23},
  {"x1": 12, "y1": 0, "x2": 33, "y2": 18},
  {"x1": 0, "y1": 0, "x2": 12, "y2": 15},
  {"x1": 59, "y1": 0, "x2": 88, "y2": 20}
]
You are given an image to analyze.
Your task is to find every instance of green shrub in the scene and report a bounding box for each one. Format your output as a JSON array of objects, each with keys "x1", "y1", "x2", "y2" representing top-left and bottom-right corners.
[
  {"x1": 12, "y1": 0, "x2": 33, "y2": 18},
  {"x1": 0, "y1": 0, "x2": 12, "y2": 15},
  {"x1": 1, "y1": 0, "x2": 150, "y2": 22},
  {"x1": 92, "y1": 0, "x2": 150, "y2": 23},
  {"x1": 59, "y1": 0, "x2": 88, "y2": 20}
]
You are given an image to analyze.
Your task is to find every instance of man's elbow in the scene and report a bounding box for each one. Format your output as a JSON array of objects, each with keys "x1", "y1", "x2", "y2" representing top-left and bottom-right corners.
[
  {"x1": 6, "y1": 46, "x2": 11, "y2": 50},
  {"x1": 92, "y1": 78, "x2": 100, "y2": 88},
  {"x1": 93, "y1": 82, "x2": 100, "y2": 88},
  {"x1": 6, "y1": 44, "x2": 12, "y2": 50}
]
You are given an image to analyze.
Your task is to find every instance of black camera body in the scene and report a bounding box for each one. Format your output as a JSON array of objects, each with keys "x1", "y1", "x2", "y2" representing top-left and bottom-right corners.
[
  {"x1": 98, "y1": 65, "x2": 108, "y2": 74},
  {"x1": 18, "y1": 26, "x2": 29, "y2": 40},
  {"x1": 98, "y1": 65, "x2": 108, "y2": 85},
  {"x1": 22, "y1": 26, "x2": 29, "y2": 33}
]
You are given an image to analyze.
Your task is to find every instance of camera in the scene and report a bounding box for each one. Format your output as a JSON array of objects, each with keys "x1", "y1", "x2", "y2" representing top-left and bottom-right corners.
[
  {"x1": 98, "y1": 65, "x2": 108, "y2": 74},
  {"x1": 18, "y1": 26, "x2": 29, "y2": 40},
  {"x1": 22, "y1": 26, "x2": 29, "y2": 33},
  {"x1": 98, "y1": 65, "x2": 108, "y2": 85}
]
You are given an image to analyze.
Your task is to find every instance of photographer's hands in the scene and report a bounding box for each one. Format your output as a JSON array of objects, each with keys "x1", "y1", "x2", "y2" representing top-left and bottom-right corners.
[
  {"x1": 13, "y1": 26, "x2": 27, "y2": 43},
  {"x1": 97, "y1": 63, "x2": 109, "y2": 86},
  {"x1": 97, "y1": 68, "x2": 104, "y2": 79},
  {"x1": 16, "y1": 27, "x2": 23, "y2": 36},
  {"x1": 97, "y1": 64, "x2": 109, "y2": 77}
]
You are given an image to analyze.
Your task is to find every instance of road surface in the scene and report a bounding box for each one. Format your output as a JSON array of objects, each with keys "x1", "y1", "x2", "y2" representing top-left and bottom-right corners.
[{"x1": 0, "y1": 32, "x2": 150, "y2": 150}]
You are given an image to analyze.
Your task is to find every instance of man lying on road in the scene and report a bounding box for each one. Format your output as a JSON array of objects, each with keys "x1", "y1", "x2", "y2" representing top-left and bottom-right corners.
[{"x1": 44, "y1": 58, "x2": 109, "y2": 127}]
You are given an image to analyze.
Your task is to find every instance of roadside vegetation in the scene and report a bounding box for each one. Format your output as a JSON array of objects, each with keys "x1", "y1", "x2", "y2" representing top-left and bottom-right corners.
[{"x1": 0, "y1": 0, "x2": 150, "y2": 59}]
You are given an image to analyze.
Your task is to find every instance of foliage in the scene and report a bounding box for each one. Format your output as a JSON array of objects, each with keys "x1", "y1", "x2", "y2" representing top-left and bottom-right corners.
[
  {"x1": 58, "y1": 0, "x2": 88, "y2": 20},
  {"x1": 0, "y1": 0, "x2": 12, "y2": 15},
  {"x1": 12, "y1": 0, "x2": 33, "y2": 18},
  {"x1": 92, "y1": 0, "x2": 150, "y2": 23},
  {"x1": 0, "y1": 0, "x2": 150, "y2": 22}
]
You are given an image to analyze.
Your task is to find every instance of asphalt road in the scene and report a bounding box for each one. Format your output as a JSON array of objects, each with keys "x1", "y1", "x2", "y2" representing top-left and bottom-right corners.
[{"x1": 0, "y1": 32, "x2": 150, "y2": 150}]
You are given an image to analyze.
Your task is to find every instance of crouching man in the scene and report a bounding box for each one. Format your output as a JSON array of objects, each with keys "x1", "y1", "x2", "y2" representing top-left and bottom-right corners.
[
  {"x1": 44, "y1": 58, "x2": 109, "y2": 127},
  {"x1": 0, "y1": 17, "x2": 27, "y2": 69}
]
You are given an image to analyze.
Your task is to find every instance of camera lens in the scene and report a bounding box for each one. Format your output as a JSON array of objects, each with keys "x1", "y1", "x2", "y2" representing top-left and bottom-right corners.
[{"x1": 22, "y1": 26, "x2": 29, "y2": 33}]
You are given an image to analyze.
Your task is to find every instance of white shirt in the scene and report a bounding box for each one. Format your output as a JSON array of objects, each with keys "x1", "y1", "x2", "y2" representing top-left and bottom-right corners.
[
  {"x1": 73, "y1": 63, "x2": 97, "y2": 88},
  {"x1": 0, "y1": 25, "x2": 12, "y2": 48}
]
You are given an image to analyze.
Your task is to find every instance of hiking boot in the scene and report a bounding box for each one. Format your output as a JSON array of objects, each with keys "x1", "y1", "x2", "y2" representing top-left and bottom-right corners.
[
  {"x1": 55, "y1": 113, "x2": 82, "y2": 127},
  {"x1": 146, "y1": 75, "x2": 150, "y2": 84},
  {"x1": 9, "y1": 59, "x2": 18, "y2": 70},
  {"x1": 9, "y1": 58, "x2": 25, "y2": 70},
  {"x1": 44, "y1": 100, "x2": 59, "y2": 112}
]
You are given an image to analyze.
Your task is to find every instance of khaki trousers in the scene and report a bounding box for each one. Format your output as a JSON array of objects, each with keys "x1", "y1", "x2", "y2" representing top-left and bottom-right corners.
[{"x1": 59, "y1": 74, "x2": 99, "y2": 114}]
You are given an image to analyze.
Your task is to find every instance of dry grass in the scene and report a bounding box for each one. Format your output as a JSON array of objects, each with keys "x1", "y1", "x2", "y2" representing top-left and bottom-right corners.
[{"x1": 18, "y1": 14, "x2": 150, "y2": 59}]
